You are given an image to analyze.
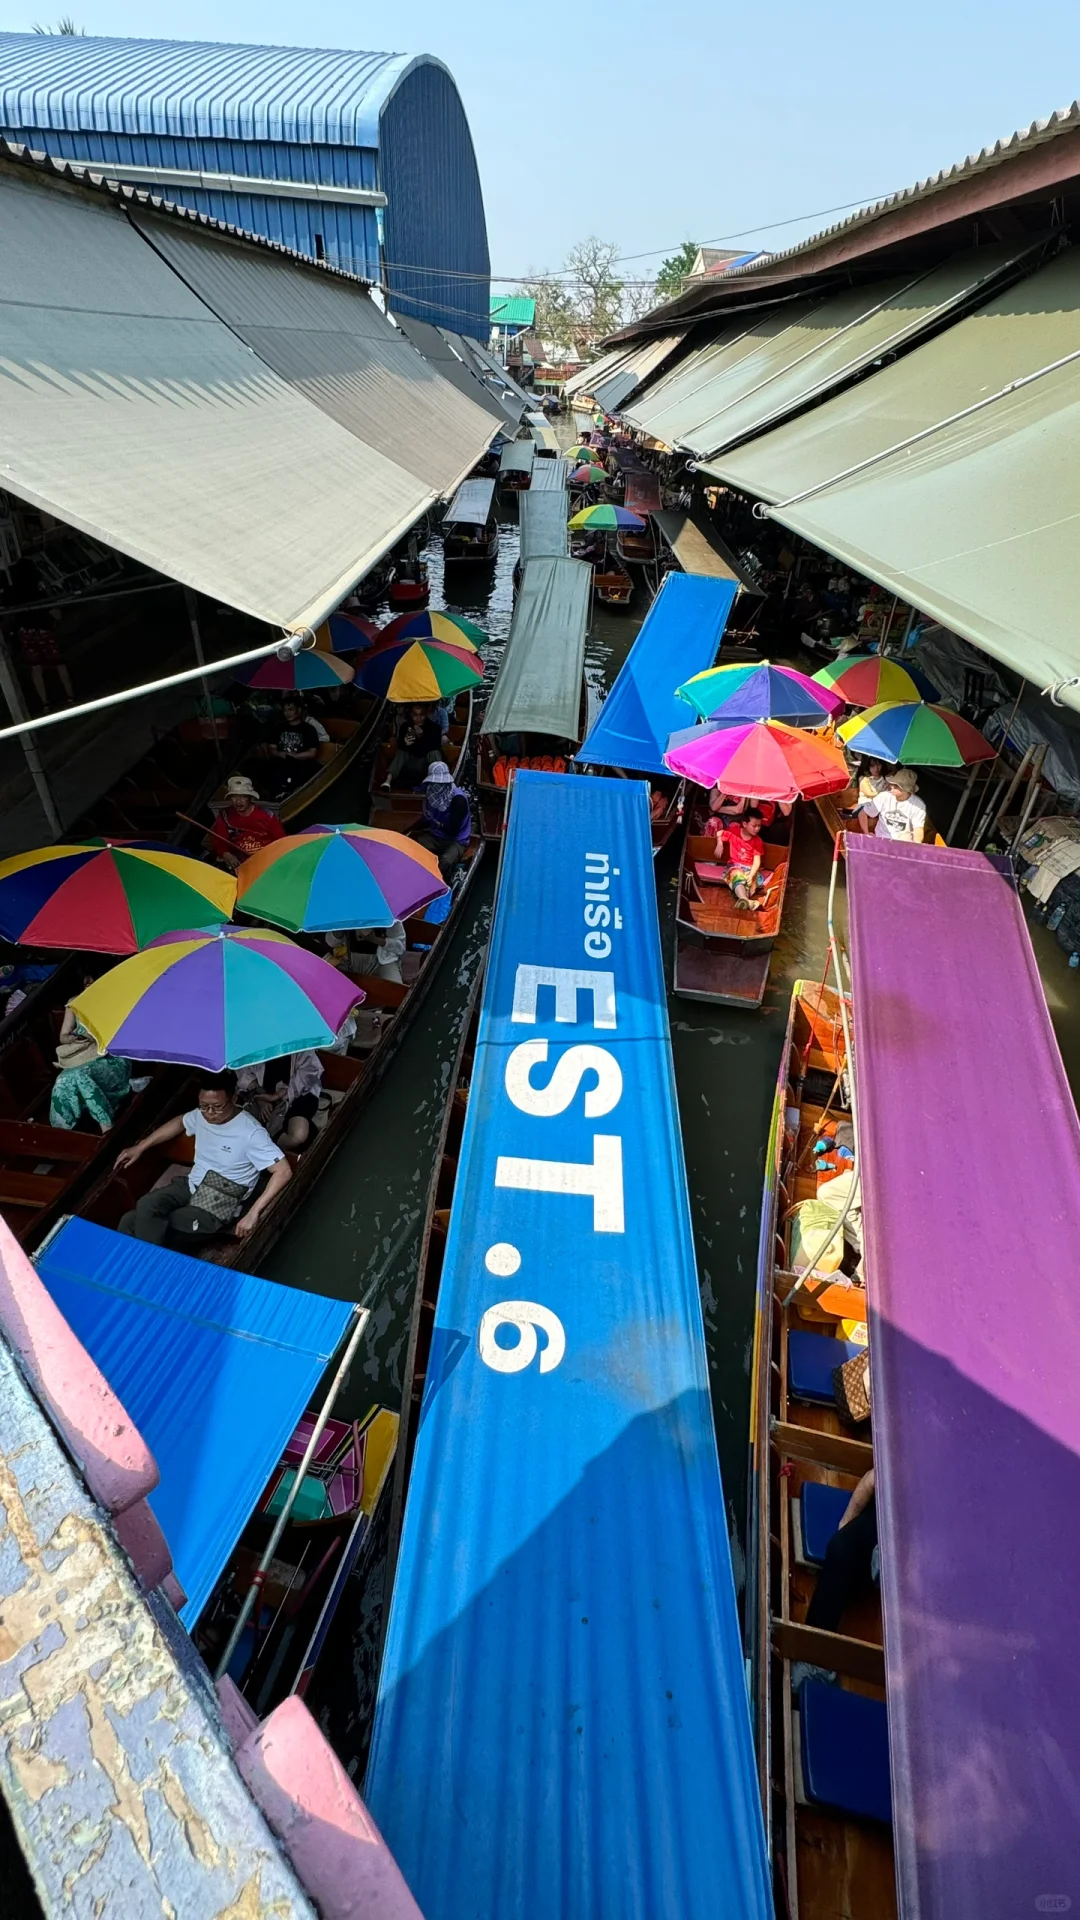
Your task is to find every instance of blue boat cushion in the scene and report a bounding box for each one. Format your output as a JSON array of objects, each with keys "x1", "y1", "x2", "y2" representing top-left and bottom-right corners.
[
  {"x1": 788, "y1": 1329, "x2": 863, "y2": 1404},
  {"x1": 800, "y1": 1481, "x2": 853, "y2": 1565},
  {"x1": 800, "y1": 1681, "x2": 892, "y2": 1825}
]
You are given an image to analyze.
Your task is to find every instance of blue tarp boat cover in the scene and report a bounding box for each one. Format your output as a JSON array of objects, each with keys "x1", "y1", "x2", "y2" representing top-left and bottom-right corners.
[
  {"x1": 576, "y1": 570, "x2": 738, "y2": 775},
  {"x1": 35, "y1": 1219, "x2": 355, "y2": 1624},
  {"x1": 367, "y1": 771, "x2": 770, "y2": 1920}
]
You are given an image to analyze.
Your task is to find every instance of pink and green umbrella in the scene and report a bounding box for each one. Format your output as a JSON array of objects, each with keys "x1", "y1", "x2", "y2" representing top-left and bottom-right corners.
[
  {"x1": 569, "y1": 504, "x2": 645, "y2": 531},
  {"x1": 836, "y1": 701, "x2": 995, "y2": 767},
  {"x1": 664, "y1": 717, "x2": 851, "y2": 802},
  {"x1": 241, "y1": 649, "x2": 354, "y2": 691},
  {"x1": 236, "y1": 825, "x2": 447, "y2": 933},
  {"x1": 677, "y1": 661, "x2": 844, "y2": 728},
  {"x1": 380, "y1": 610, "x2": 485, "y2": 648},
  {"x1": 811, "y1": 654, "x2": 936, "y2": 707},
  {"x1": 69, "y1": 927, "x2": 364, "y2": 1070},
  {"x1": 570, "y1": 464, "x2": 607, "y2": 487}
]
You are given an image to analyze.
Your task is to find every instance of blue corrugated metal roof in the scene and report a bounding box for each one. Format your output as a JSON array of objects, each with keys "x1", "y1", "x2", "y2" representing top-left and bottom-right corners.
[
  {"x1": 0, "y1": 32, "x2": 437, "y2": 146},
  {"x1": 577, "y1": 572, "x2": 738, "y2": 775},
  {"x1": 367, "y1": 771, "x2": 771, "y2": 1920},
  {"x1": 35, "y1": 1219, "x2": 355, "y2": 1625}
]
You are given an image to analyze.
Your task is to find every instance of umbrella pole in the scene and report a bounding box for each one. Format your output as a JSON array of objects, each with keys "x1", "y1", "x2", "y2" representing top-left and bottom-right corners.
[{"x1": 214, "y1": 1305, "x2": 371, "y2": 1682}]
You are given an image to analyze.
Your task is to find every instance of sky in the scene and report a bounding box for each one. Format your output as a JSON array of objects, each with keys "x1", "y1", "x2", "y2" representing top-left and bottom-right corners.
[{"x1": 7, "y1": 0, "x2": 1080, "y2": 284}]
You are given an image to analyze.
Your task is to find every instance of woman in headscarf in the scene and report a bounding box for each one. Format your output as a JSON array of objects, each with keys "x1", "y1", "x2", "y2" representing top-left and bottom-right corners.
[{"x1": 411, "y1": 761, "x2": 472, "y2": 879}]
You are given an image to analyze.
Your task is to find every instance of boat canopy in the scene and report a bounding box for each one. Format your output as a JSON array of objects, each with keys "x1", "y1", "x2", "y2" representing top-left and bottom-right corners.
[
  {"x1": 528, "y1": 417, "x2": 561, "y2": 454},
  {"x1": 577, "y1": 571, "x2": 737, "y2": 774},
  {"x1": 444, "y1": 476, "x2": 496, "y2": 525},
  {"x1": 847, "y1": 834, "x2": 1080, "y2": 1920},
  {"x1": 499, "y1": 438, "x2": 536, "y2": 475},
  {"x1": 518, "y1": 488, "x2": 569, "y2": 564},
  {"x1": 530, "y1": 454, "x2": 569, "y2": 491},
  {"x1": 481, "y1": 555, "x2": 590, "y2": 741},
  {"x1": 34, "y1": 1218, "x2": 355, "y2": 1624},
  {"x1": 367, "y1": 772, "x2": 771, "y2": 1920},
  {"x1": 653, "y1": 508, "x2": 760, "y2": 589},
  {"x1": 707, "y1": 246, "x2": 1080, "y2": 712},
  {"x1": 623, "y1": 467, "x2": 662, "y2": 516}
]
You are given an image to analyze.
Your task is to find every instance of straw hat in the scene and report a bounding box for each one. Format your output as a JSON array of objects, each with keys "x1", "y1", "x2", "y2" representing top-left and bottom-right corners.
[
  {"x1": 888, "y1": 767, "x2": 919, "y2": 795},
  {"x1": 55, "y1": 1032, "x2": 101, "y2": 1070}
]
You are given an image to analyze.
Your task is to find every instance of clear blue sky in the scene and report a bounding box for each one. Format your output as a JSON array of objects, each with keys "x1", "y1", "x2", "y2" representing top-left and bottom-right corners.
[{"x1": 9, "y1": 0, "x2": 1080, "y2": 281}]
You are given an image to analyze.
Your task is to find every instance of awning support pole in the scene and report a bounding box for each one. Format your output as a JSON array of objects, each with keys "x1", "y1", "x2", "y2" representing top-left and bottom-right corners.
[
  {"x1": 0, "y1": 632, "x2": 307, "y2": 747},
  {"x1": 945, "y1": 763, "x2": 981, "y2": 844},
  {"x1": 214, "y1": 1306, "x2": 371, "y2": 1683},
  {"x1": 0, "y1": 625, "x2": 62, "y2": 837}
]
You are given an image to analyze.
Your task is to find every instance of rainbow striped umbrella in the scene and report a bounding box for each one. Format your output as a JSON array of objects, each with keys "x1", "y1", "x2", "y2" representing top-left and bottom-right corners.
[
  {"x1": 811, "y1": 654, "x2": 935, "y2": 707},
  {"x1": 677, "y1": 662, "x2": 844, "y2": 727},
  {"x1": 358, "y1": 637, "x2": 484, "y2": 704},
  {"x1": 380, "y1": 610, "x2": 485, "y2": 649},
  {"x1": 664, "y1": 718, "x2": 851, "y2": 802},
  {"x1": 316, "y1": 613, "x2": 379, "y2": 654},
  {"x1": 69, "y1": 927, "x2": 364, "y2": 1070},
  {"x1": 570, "y1": 465, "x2": 607, "y2": 487},
  {"x1": 241, "y1": 649, "x2": 354, "y2": 691},
  {"x1": 236, "y1": 825, "x2": 446, "y2": 933},
  {"x1": 837, "y1": 702, "x2": 995, "y2": 767},
  {"x1": 569, "y1": 505, "x2": 645, "y2": 531},
  {"x1": 566, "y1": 445, "x2": 600, "y2": 464},
  {"x1": 0, "y1": 841, "x2": 235, "y2": 955}
]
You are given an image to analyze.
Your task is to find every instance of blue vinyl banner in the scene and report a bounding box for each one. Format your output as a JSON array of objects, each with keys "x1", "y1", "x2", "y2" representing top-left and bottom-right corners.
[
  {"x1": 576, "y1": 570, "x2": 738, "y2": 774},
  {"x1": 367, "y1": 771, "x2": 769, "y2": 1920}
]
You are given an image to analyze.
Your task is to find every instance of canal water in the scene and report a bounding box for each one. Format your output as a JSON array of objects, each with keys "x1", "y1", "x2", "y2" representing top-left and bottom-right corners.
[{"x1": 256, "y1": 482, "x2": 841, "y2": 1778}]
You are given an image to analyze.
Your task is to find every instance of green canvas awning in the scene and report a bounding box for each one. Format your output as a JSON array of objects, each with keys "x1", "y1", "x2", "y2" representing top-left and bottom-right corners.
[
  {"x1": 628, "y1": 248, "x2": 1028, "y2": 459},
  {"x1": 518, "y1": 489, "x2": 569, "y2": 563},
  {"x1": 499, "y1": 439, "x2": 536, "y2": 475},
  {"x1": 707, "y1": 249, "x2": 1080, "y2": 709},
  {"x1": 482, "y1": 556, "x2": 591, "y2": 740}
]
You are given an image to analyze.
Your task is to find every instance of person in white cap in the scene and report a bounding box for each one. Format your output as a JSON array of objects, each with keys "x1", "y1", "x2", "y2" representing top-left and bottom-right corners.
[
  {"x1": 411, "y1": 761, "x2": 472, "y2": 879},
  {"x1": 204, "y1": 775, "x2": 286, "y2": 869}
]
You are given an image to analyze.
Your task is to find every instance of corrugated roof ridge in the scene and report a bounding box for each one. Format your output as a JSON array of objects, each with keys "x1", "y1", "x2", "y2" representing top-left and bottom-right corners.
[
  {"x1": 726, "y1": 99, "x2": 1080, "y2": 278},
  {"x1": 0, "y1": 135, "x2": 373, "y2": 285}
]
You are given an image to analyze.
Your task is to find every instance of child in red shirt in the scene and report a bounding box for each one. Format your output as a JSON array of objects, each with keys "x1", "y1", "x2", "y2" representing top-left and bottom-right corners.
[{"x1": 717, "y1": 808, "x2": 767, "y2": 909}]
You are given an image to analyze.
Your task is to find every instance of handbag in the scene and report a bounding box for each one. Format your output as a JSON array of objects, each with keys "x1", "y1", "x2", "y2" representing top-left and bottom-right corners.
[
  {"x1": 833, "y1": 1348, "x2": 871, "y2": 1426},
  {"x1": 189, "y1": 1168, "x2": 249, "y2": 1223}
]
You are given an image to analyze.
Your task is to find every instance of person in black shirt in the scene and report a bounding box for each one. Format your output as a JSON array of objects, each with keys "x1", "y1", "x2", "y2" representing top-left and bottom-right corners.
[
  {"x1": 265, "y1": 696, "x2": 321, "y2": 796},
  {"x1": 384, "y1": 704, "x2": 448, "y2": 789}
]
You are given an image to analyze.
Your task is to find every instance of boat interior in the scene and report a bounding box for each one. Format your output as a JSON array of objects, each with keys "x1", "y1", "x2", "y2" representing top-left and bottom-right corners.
[{"x1": 752, "y1": 981, "x2": 895, "y2": 1920}]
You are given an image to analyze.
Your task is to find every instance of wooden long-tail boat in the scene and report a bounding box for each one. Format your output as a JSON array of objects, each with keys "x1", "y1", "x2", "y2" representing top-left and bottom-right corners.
[
  {"x1": 73, "y1": 835, "x2": 485, "y2": 1270},
  {"x1": 207, "y1": 704, "x2": 384, "y2": 831},
  {"x1": 442, "y1": 478, "x2": 499, "y2": 564},
  {"x1": 748, "y1": 977, "x2": 892, "y2": 1919},
  {"x1": 366, "y1": 688, "x2": 474, "y2": 815},
  {"x1": 673, "y1": 802, "x2": 794, "y2": 1007}
]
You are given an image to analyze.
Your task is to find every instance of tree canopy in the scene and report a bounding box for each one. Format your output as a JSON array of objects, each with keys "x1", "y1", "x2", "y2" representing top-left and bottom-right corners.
[{"x1": 655, "y1": 241, "x2": 699, "y2": 300}]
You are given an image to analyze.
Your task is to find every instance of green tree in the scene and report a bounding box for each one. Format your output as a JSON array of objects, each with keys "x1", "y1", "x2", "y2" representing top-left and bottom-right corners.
[{"x1": 655, "y1": 241, "x2": 699, "y2": 300}]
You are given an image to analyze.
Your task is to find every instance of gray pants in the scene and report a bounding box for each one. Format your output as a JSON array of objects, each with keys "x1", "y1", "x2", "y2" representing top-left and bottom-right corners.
[
  {"x1": 349, "y1": 953, "x2": 404, "y2": 983},
  {"x1": 413, "y1": 828, "x2": 465, "y2": 881},
  {"x1": 119, "y1": 1175, "x2": 225, "y2": 1246}
]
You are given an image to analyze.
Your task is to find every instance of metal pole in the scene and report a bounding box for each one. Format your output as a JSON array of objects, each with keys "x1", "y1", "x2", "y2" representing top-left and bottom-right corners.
[
  {"x1": 982, "y1": 745, "x2": 1034, "y2": 846},
  {"x1": 0, "y1": 624, "x2": 62, "y2": 836},
  {"x1": 1009, "y1": 745, "x2": 1048, "y2": 856},
  {"x1": 183, "y1": 587, "x2": 223, "y2": 773},
  {"x1": 214, "y1": 1307, "x2": 371, "y2": 1682},
  {"x1": 0, "y1": 633, "x2": 308, "y2": 747},
  {"x1": 946, "y1": 763, "x2": 981, "y2": 845}
]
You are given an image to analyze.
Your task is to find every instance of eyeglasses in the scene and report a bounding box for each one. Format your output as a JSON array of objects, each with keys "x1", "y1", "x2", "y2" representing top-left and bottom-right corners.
[{"x1": 198, "y1": 1097, "x2": 232, "y2": 1116}]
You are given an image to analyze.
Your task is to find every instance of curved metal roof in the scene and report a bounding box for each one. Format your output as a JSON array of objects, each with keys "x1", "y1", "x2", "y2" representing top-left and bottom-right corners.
[{"x1": 0, "y1": 32, "x2": 447, "y2": 146}]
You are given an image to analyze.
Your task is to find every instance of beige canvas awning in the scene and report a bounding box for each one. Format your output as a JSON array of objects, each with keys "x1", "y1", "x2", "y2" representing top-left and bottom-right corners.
[
  {"x1": 709, "y1": 250, "x2": 1080, "y2": 708},
  {"x1": 131, "y1": 211, "x2": 497, "y2": 499},
  {"x1": 0, "y1": 168, "x2": 435, "y2": 631}
]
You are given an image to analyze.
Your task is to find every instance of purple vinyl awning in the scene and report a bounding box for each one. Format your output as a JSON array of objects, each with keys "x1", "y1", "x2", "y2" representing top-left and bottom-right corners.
[{"x1": 846, "y1": 835, "x2": 1080, "y2": 1919}]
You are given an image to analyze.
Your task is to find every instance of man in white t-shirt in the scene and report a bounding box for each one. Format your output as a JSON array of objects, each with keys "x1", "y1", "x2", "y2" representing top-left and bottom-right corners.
[
  {"x1": 856, "y1": 767, "x2": 927, "y2": 843},
  {"x1": 116, "y1": 1070, "x2": 290, "y2": 1246}
]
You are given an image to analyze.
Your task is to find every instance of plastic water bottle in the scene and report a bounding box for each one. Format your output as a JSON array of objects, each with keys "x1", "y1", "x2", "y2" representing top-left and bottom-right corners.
[
  {"x1": 1069, "y1": 952, "x2": 1079, "y2": 969},
  {"x1": 1048, "y1": 904, "x2": 1065, "y2": 932}
]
